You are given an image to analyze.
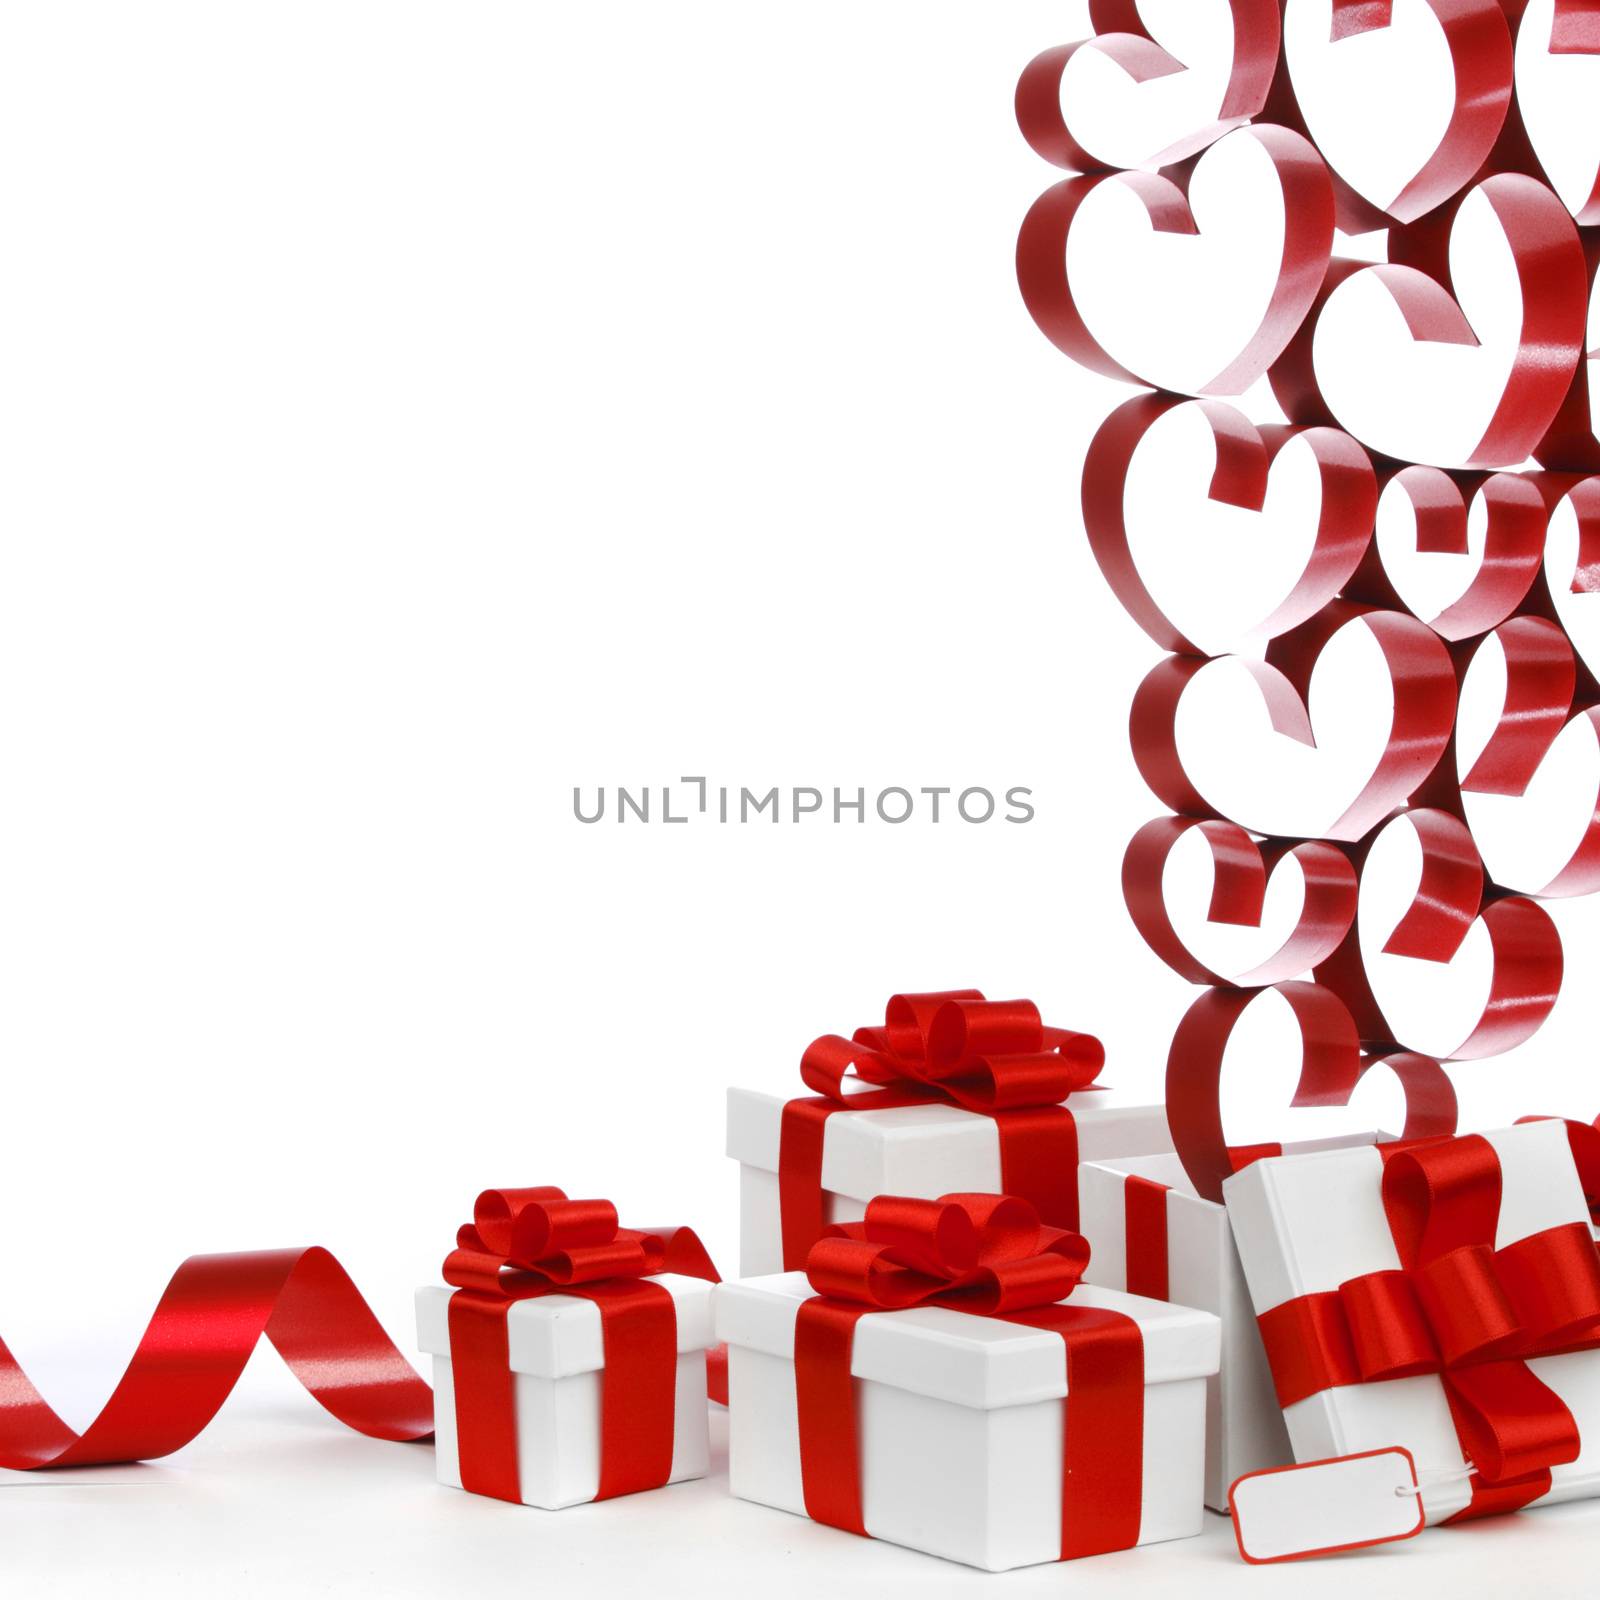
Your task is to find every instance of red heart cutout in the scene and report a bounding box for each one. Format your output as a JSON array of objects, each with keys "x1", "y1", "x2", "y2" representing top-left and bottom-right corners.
[
  {"x1": 1165, "y1": 980, "x2": 1458, "y2": 1201},
  {"x1": 1515, "y1": 0, "x2": 1600, "y2": 224},
  {"x1": 1274, "y1": 0, "x2": 1514, "y2": 229},
  {"x1": 1357, "y1": 464, "x2": 1548, "y2": 639},
  {"x1": 1291, "y1": 172, "x2": 1588, "y2": 468},
  {"x1": 1314, "y1": 807, "x2": 1563, "y2": 1061},
  {"x1": 1016, "y1": 0, "x2": 1281, "y2": 173},
  {"x1": 1123, "y1": 814, "x2": 1358, "y2": 987},
  {"x1": 1017, "y1": 122, "x2": 1334, "y2": 395},
  {"x1": 1082, "y1": 392, "x2": 1376, "y2": 656},
  {"x1": 1130, "y1": 603, "x2": 1458, "y2": 843},
  {"x1": 1456, "y1": 613, "x2": 1600, "y2": 895}
]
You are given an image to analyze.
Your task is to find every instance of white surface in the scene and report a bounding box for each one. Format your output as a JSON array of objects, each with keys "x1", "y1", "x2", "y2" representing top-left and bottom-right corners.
[
  {"x1": 717, "y1": 1273, "x2": 1217, "y2": 1569},
  {"x1": 4, "y1": 1, "x2": 1600, "y2": 1591},
  {"x1": 10, "y1": 1389, "x2": 1600, "y2": 1597},
  {"x1": 728, "y1": 1087, "x2": 1173, "y2": 1275},
  {"x1": 1225, "y1": 1122, "x2": 1600, "y2": 1524}
]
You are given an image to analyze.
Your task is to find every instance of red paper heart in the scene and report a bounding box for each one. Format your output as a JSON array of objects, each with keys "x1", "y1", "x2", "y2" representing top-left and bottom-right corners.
[
  {"x1": 1123, "y1": 815, "x2": 1358, "y2": 987},
  {"x1": 1082, "y1": 392, "x2": 1376, "y2": 655},
  {"x1": 1017, "y1": 122, "x2": 1335, "y2": 395},
  {"x1": 1017, "y1": 0, "x2": 1281, "y2": 173},
  {"x1": 1130, "y1": 604, "x2": 1458, "y2": 843}
]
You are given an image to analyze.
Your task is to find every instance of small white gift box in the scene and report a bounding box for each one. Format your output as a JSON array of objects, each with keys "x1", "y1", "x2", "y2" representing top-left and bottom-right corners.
[
  {"x1": 1225, "y1": 1120, "x2": 1600, "y2": 1525},
  {"x1": 1078, "y1": 1135, "x2": 1381, "y2": 1511},
  {"x1": 716, "y1": 1271, "x2": 1220, "y2": 1571},
  {"x1": 728, "y1": 1084, "x2": 1172, "y2": 1276},
  {"x1": 415, "y1": 1274, "x2": 715, "y2": 1509}
]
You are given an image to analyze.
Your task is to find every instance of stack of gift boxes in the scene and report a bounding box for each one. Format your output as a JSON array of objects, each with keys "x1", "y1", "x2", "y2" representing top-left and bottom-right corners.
[{"x1": 415, "y1": 992, "x2": 1600, "y2": 1571}]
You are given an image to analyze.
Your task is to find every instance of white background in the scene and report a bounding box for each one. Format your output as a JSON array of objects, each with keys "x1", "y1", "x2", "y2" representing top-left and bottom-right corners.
[{"x1": 5, "y1": 2, "x2": 1600, "y2": 1593}]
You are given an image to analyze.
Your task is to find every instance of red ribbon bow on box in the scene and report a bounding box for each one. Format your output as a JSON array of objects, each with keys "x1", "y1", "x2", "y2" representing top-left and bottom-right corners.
[
  {"x1": 1258, "y1": 1135, "x2": 1600, "y2": 1520},
  {"x1": 793, "y1": 1192, "x2": 1146, "y2": 1561},
  {"x1": 443, "y1": 1186, "x2": 721, "y2": 1504},
  {"x1": 778, "y1": 990, "x2": 1105, "y2": 1270}
]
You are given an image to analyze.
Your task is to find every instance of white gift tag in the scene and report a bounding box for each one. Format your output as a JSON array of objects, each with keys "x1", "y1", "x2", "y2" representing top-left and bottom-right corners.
[{"x1": 1229, "y1": 1449, "x2": 1427, "y2": 1564}]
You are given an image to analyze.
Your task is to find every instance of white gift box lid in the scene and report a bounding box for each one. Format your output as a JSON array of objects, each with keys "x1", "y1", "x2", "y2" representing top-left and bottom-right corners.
[
  {"x1": 726, "y1": 1085, "x2": 1169, "y2": 1201},
  {"x1": 416, "y1": 1274, "x2": 715, "y2": 1380},
  {"x1": 715, "y1": 1273, "x2": 1219, "y2": 1410},
  {"x1": 1222, "y1": 1119, "x2": 1591, "y2": 1313}
]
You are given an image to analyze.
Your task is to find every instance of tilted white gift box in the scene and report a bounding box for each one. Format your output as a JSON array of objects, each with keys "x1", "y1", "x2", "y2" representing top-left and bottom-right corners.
[
  {"x1": 415, "y1": 1275, "x2": 714, "y2": 1509},
  {"x1": 728, "y1": 1084, "x2": 1172, "y2": 1276},
  {"x1": 1225, "y1": 1120, "x2": 1600, "y2": 1525},
  {"x1": 715, "y1": 1271, "x2": 1220, "y2": 1571},
  {"x1": 1079, "y1": 1135, "x2": 1382, "y2": 1511}
]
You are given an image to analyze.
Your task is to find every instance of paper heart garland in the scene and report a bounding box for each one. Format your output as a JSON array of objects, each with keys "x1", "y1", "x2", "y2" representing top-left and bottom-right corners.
[{"x1": 1016, "y1": 6, "x2": 1600, "y2": 1197}]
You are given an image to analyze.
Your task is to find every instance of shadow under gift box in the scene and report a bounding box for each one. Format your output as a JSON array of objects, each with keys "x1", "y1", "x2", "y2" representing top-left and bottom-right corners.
[
  {"x1": 1078, "y1": 1135, "x2": 1385, "y2": 1512},
  {"x1": 415, "y1": 1275, "x2": 715, "y2": 1509},
  {"x1": 727, "y1": 1085, "x2": 1172, "y2": 1276},
  {"x1": 1224, "y1": 1120, "x2": 1600, "y2": 1526},
  {"x1": 715, "y1": 1272, "x2": 1220, "y2": 1572}
]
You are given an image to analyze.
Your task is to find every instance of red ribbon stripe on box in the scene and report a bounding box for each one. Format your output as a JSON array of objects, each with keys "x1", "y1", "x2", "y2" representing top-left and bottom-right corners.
[
  {"x1": 442, "y1": 1186, "x2": 721, "y2": 1504},
  {"x1": 792, "y1": 1191, "x2": 1145, "y2": 1561},
  {"x1": 778, "y1": 991, "x2": 1105, "y2": 1270},
  {"x1": 1256, "y1": 1134, "x2": 1600, "y2": 1521}
]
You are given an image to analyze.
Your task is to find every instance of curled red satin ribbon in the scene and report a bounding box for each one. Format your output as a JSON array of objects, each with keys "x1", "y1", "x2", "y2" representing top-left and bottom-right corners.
[
  {"x1": 1256, "y1": 1135, "x2": 1600, "y2": 1520},
  {"x1": 778, "y1": 991, "x2": 1105, "y2": 1270},
  {"x1": 442, "y1": 1186, "x2": 722, "y2": 1505},
  {"x1": 791, "y1": 1193, "x2": 1145, "y2": 1561},
  {"x1": 0, "y1": 1247, "x2": 433, "y2": 1472}
]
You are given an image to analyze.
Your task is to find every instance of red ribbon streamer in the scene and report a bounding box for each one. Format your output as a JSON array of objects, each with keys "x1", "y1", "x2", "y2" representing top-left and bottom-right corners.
[
  {"x1": 442, "y1": 1186, "x2": 721, "y2": 1504},
  {"x1": 792, "y1": 1192, "x2": 1144, "y2": 1561},
  {"x1": 0, "y1": 1247, "x2": 433, "y2": 1471},
  {"x1": 777, "y1": 991, "x2": 1105, "y2": 1271},
  {"x1": 1255, "y1": 1134, "x2": 1600, "y2": 1520}
]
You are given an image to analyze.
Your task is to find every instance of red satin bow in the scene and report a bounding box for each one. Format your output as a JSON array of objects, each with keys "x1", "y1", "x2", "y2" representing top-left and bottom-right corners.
[
  {"x1": 1258, "y1": 1135, "x2": 1600, "y2": 1521},
  {"x1": 442, "y1": 1186, "x2": 721, "y2": 1505},
  {"x1": 793, "y1": 1192, "x2": 1146, "y2": 1561},
  {"x1": 779, "y1": 991, "x2": 1106, "y2": 1270}
]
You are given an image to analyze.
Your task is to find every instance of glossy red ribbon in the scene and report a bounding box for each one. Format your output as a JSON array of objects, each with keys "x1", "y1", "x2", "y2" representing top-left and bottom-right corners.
[
  {"x1": 442, "y1": 1185, "x2": 721, "y2": 1504},
  {"x1": 0, "y1": 1247, "x2": 433, "y2": 1471},
  {"x1": 793, "y1": 1192, "x2": 1143, "y2": 1560},
  {"x1": 778, "y1": 991, "x2": 1105, "y2": 1270},
  {"x1": 1256, "y1": 1135, "x2": 1600, "y2": 1520}
]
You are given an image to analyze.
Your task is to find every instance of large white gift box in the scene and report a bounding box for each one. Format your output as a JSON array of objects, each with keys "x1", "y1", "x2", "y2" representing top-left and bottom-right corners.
[
  {"x1": 1078, "y1": 1135, "x2": 1381, "y2": 1510},
  {"x1": 1225, "y1": 1120, "x2": 1600, "y2": 1525},
  {"x1": 415, "y1": 1274, "x2": 715, "y2": 1509},
  {"x1": 716, "y1": 1270, "x2": 1220, "y2": 1571},
  {"x1": 728, "y1": 1084, "x2": 1171, "y2": 1276}
]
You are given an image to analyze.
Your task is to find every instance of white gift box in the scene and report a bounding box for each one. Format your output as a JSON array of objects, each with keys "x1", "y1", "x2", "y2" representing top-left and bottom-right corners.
[
  {"x1": 1225, "y1": 1120, "x2": 1600, "y2": 1525},
  {"x1": 1079, "y1": 1135, "x2": 1381, "y2": 1511},
  {"x1": 716, "y1": 1271, "x2": 1220, "y2": 1571},
  {"x1": 727, "y1": 1085, "x2": 1172, "y2": 1276},
  {"x1": 415, "y1": 1274, "x2": 715, "y2": 1509}
]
